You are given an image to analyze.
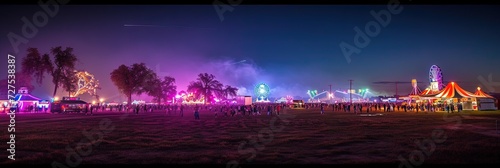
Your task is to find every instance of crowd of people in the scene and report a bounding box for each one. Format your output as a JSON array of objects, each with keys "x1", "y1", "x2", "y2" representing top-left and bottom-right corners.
[
  {"x1": 48, "y1": 101, "x2": 465, "y2": 118},
  {"x1": 3, "y1": 99, "x2": 466, "y2": 117},
  {"x1": 89, "y1": 101, "x2": 461, "y2": 117},
  {"x1": 84, "y1": 103, "x2": 290, "y2": 118},
  {"x1": 301, "y1": 102, "x2": 464, "y2": 114}
]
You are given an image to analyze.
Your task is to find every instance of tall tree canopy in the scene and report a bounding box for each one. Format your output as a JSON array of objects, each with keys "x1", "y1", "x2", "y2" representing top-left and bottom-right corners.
[
  {"x1": 110, "y1": 63, "x2": 156, "y2": 106},
  {"x1": 21, "y1": 46, "x2": 78, "y2": 97},
  {"x1": 51, "y1": 46, "x2": 78, "y2": 97},
  {"x1": 144, "y1": 75, "x2": 177, "y2": 105}
]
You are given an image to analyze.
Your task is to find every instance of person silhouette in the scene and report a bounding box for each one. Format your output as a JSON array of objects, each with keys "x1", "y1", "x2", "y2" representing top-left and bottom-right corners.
[{"x1": 194, "y1": 105, "x2": 200, "y2": 120}]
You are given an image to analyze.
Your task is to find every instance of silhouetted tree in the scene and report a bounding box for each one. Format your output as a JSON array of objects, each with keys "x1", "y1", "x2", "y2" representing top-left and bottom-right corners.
[
  {"x1": 21, "y1": 46, "x2": 77, "y2": 97},
  {"x1": 21, "y1": 48, "x2": 53, "y2": 86},
  {"x1": 51, "y1": 46, "x2": 78, "y2": 97},
  {"x1": 161, "y1": 76, "x2": 177, "y2": 103},
  {"x1": 62, "y1": 70, "x2": 78, "y2": 97},
  {"x1": 187, "y1": 73, "x2": 227, "y2": 104},
  {"x1": 222, "y1": 85, "x2": 238, "y2": 100},
  {"x1": 145, "y1": 74, "x2": 162, "y2": 104},
  {"x1": 110, "y1": 63, "x2": 155, "y2": 106},
  {"x1": 145, "y1": 75, "x2": 177, "y2": 105}
]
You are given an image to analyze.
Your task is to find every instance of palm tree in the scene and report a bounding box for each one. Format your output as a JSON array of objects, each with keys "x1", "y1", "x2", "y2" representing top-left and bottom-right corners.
[
  {"x1": 222, "y1": 85, "x2": 238, "y2": 100},
  {"x1": 187, "y1": 73, "x2": 223, "y2": 104},
  {"x1": 213, "y1": 82, "x2": 224, "y2": 100}
]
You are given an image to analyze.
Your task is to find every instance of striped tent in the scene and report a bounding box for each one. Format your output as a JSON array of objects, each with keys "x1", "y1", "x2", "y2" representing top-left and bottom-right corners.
[
  {"x1": 424, "y1": 82, "x2": 476, "y2": 98},
  {"x1": 420, "y1": 88, "x2": 440, "y2": 96},
  {"x1": 474, "y1": 87, "x2": 494, "y2": 98}
]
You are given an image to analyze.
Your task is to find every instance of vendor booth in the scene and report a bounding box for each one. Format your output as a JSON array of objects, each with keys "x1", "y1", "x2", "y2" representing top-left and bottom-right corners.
[{"x1": 11, "y1": 87, "x2": 43, "y2": 112}]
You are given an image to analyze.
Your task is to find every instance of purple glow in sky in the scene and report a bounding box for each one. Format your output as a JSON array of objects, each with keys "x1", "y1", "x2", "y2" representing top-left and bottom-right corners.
[{"x1": 1, "y1": 5, "x2": 500, "y2": 102}]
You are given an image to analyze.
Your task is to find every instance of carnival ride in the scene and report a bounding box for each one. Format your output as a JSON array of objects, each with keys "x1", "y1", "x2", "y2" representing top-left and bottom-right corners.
[
  {"x1": 255, "y1": 83, "x2": 270, "y2": 102},
  {"x1": 306, "y1": 89, "x2": 373, "y2": 103},
  {"x1": 400, "y1": 79, "x2": 423, "y2": 104},
  {"x1": 429, "y1": 65, "x2": 444, "y2": 91},
  {"x1": 410, "y1": 79, "x2": 422, "y2": 95},
  {"x1": 420, "y1": 65, "x2": 445, "y2": 95},
  {"x1": 72, "y1": 71, "x2": 100, "y2": 98},
  {"x1": 306, "y1": 90, "x2": 329, "y2": 102},
  {"x1": 332, "y1": 90, "x2": 371, "y2": 102}
]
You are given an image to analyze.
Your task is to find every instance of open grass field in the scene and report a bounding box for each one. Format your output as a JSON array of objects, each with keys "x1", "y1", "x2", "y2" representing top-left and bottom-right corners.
[{"x1": 1, "y1": 108, "x2": 500, "y2": 165}]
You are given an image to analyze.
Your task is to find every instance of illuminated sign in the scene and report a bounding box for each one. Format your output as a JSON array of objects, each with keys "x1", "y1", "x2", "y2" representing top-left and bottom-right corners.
[{"x1": 63, "y1": 97, "x2": 80, "y2": 101}]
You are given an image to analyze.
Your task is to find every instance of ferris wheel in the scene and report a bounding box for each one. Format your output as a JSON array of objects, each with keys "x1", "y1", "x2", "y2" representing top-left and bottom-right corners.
[
  {"x1": 429, "y1": 65, "x2": 444, "y2": 90},
  {"x1": 254, "y1": 83, "x2": 270, "y2": 102}
]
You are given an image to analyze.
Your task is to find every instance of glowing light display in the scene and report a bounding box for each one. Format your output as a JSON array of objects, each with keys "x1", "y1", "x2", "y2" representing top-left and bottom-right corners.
[
  {"x1": 429, "y1": 65, "x2": 443, "y2": 91},
  {"x1": 176, "y1": 91, "x2": 205, "y2": 104},
  {"x1": 254, "y1": 83, "x2": 270, "y2": 102},
  {"x1": 307, "y1": 90, "x2": 332, "y2": 102},
  {"x1": 286, "y1": 95, "x2": 293, "y2": 103},
  {"x1": 307, "y1": 90, "x2": 318, "y2": 98},
  {"x1": 73, "y1": 71, "x2": 100, "y2": 97}
]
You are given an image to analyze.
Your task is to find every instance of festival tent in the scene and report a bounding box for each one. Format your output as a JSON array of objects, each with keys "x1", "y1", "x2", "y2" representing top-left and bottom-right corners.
[
  {"x1": 473, "y1": 87, "x2": 497, "y2": 110},
  {"x1": 423, "y1": 82, "x2": 476, "y2": 98},
  {"x1": 421, "y1": 82, "x2": 496, "y2": 110},
  {"x1": 6, "y1": 87, "x2": 45, "y2": 112},
  {"x1": 420, "y1": 88, "x2": 441, "y2": 96},
  {"x1": 417, "y1": 88, "x2": 440, "y2": 104},
  {"x1": 474, "y1": 87, "x2": 494, "y2": 98},
  {"x1": 399, "y1": 87, "x2": 442, "y2": 107}
]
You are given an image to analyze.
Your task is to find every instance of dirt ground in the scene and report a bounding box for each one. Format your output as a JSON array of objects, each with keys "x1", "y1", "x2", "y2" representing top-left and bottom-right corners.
[{"x1": 1, "y1": 108, "x2": 500, "y2": 165}]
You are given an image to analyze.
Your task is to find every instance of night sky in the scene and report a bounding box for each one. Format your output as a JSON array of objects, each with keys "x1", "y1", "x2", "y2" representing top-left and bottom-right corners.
[{"x1": 1, "y1": 5, "x2": 500, "y2": 102}]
